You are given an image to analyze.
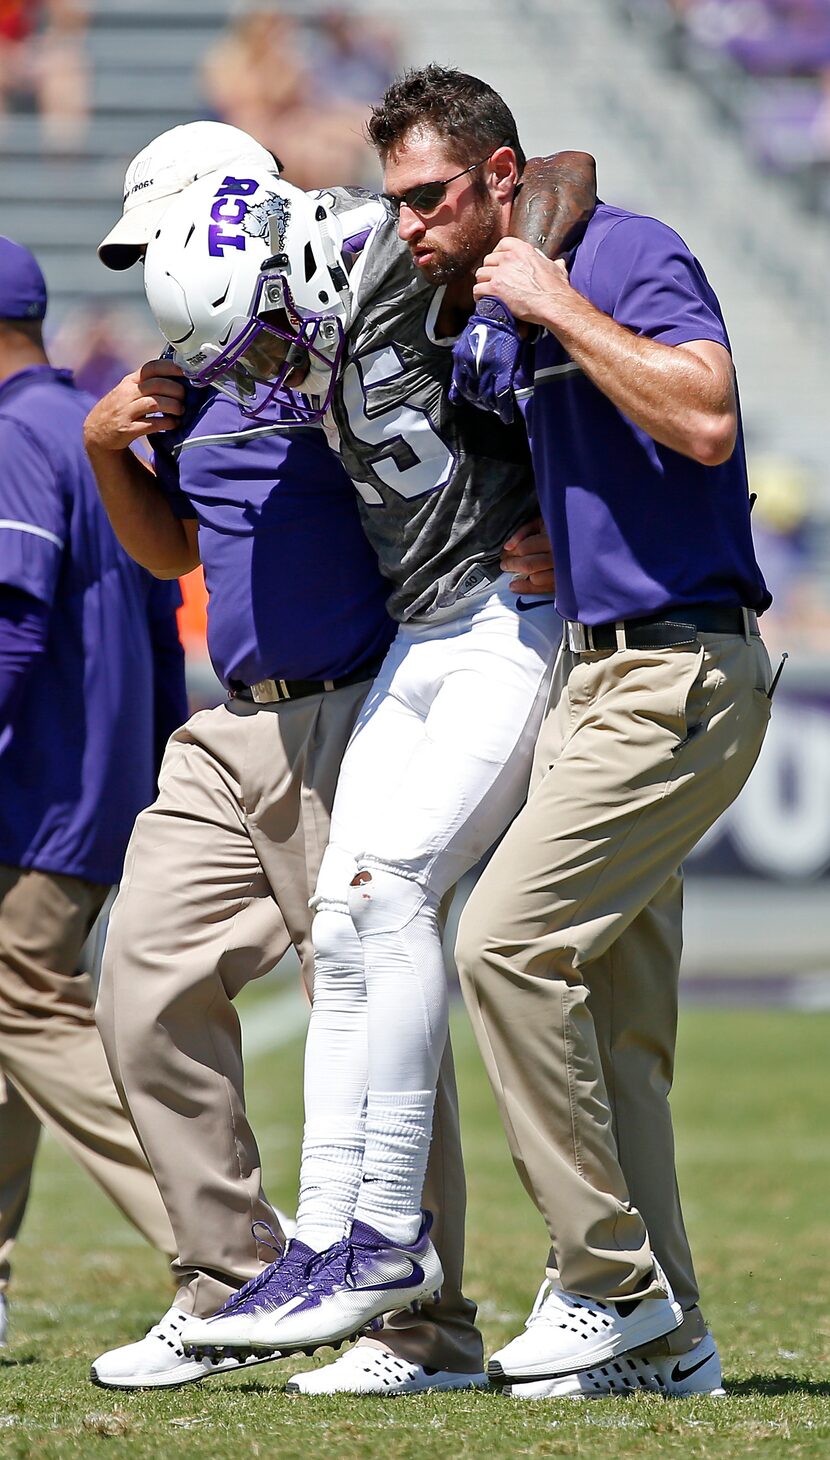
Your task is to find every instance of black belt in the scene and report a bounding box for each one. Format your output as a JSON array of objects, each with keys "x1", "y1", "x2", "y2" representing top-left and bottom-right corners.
[
  {"x1": 230, "y1": 654, "x2": 386, "y2": 705},
  {"x1": 564, "y1": 605, "x2": 759, "y2": 654}
]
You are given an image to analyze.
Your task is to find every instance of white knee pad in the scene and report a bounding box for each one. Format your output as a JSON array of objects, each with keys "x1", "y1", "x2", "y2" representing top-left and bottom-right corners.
[{"x1": 347, "y1": 864, "x2": 433, "y2": 937}]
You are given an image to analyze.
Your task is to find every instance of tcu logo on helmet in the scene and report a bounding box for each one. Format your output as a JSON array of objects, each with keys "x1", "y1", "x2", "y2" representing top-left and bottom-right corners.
[
  {"x1": 208, "y1": 176, "x2": 258, "y2": 257},
  {"x1": 207, "y1": 176, "x2": 292, "y2": 258}
]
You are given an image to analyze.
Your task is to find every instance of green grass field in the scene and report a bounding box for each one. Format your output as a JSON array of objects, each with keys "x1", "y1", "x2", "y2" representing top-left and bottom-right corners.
[{"x1": 2, "y1": 993, "x2": 829, "y2": 1459}]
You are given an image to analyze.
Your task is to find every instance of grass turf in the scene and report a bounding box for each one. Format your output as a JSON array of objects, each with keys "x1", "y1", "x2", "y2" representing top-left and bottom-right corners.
[{"x1": 1, "y1": 1000, "x2": 829, "y2": 1459}]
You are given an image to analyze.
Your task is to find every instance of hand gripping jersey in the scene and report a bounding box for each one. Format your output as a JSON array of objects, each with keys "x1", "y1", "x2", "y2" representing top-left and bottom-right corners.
[{"x1": 319, "y1": 189, "x2": 538, "y2": 624}]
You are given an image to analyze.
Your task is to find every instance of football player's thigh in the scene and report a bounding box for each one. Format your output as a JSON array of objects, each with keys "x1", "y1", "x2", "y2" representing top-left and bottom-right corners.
[
  {"x1": 359, "y1": 631, "x2": 549, "y2": 886},
  {"x1": 426, "y1": 621, "x2": 550, "y2": 764},
  {"x1": 326, "y1": 686, "x2": 427, "y2": 862}
]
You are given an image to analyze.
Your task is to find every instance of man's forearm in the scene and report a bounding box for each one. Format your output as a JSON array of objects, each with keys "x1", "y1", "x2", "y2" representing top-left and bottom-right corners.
[
  {"x1": 83, "y1": 360, "x2": 193, "y2": 573},
  {"x1": 86, "y1": 445, "x2": 198, "y2": 578},
  {"x1": 474, "y1": 241, "x2": 738, "y2": 464},
  {"x1": 511, "y1": 152, "x2": 597, "y2": 259}
]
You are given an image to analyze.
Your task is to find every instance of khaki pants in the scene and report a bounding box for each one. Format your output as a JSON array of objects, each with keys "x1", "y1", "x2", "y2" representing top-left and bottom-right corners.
[
  {"x1": 457, "y1": 632, "x2": 771, "y2": 1325},
  {"x1": 97, "y1": 691, "x2": 482, "y2": 1372},
  {"x1": 0, "y1": 866, "x2": 174, "y2": 1293}
]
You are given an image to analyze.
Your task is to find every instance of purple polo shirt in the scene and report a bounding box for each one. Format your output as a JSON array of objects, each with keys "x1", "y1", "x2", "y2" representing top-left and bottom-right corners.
[
  {"x1": 518, "y1": 204, "x2": 771, "y2": 624},
  {"x1": 151, "y1": 387, "x2": 394, "y2": 689},
  {"x1": 0, "y1": 366, "x2": 184, "y2": 883}
]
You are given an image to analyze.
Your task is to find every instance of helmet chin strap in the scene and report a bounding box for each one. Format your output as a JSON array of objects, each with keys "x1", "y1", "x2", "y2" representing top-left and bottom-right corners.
[
  {"x1": 314, "y1": 206, "x2": 352, "y2": 307},
  {"x1": 281, "y1": 348, "x2": 325, "y2": 400},
  {"x1": 302, "y1": 365, "x2": 331, "y2": 397}
]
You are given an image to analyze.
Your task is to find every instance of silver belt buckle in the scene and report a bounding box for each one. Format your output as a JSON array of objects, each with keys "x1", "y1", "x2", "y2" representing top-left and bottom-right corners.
[
  {"x1": 250, "y1": 679, "x2": 288, "y2": 704},
  {"x1": 565, "y1": 620, "x2": 589, "y2": 653}
]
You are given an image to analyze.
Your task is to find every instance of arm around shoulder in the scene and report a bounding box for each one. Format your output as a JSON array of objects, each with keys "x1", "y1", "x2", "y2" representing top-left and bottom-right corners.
[
  {"x1": 475, "y1": 241, "x2": 739, "y2": 465},
  {"x1": 511, "y1": 152, "x2": 597, "y2": 258}
]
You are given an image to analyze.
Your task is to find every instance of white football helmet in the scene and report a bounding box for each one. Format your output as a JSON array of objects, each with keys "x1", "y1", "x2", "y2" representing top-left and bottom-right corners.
[{"x1": 142, "y1": 167, "x2": 351, "y2": 422}]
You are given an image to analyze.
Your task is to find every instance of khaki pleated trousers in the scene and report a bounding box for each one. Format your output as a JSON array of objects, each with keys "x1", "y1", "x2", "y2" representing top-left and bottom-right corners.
[
  {"x1": 97, "y1": 690, "x2": 482, "y2": 1372},
  {"x1": 457, "y1": 632, "x2": 771, "y2": 1341}
]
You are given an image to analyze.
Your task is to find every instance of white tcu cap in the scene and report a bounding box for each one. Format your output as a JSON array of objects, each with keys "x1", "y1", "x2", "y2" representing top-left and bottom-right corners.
[{"x1": 98, "y1": 120, "x2": 280, "y2": 271}]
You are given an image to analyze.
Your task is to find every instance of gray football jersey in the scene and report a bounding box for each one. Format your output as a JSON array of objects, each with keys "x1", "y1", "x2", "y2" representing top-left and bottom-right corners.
[{"x1": 319, "y1": 188, "x2": 538, "y2": 624}]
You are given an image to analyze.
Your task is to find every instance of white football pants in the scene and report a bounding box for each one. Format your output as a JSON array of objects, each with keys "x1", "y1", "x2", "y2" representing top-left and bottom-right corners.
[{"x1": 297, "y1": 579, "x2": 559, "y2": 1248}]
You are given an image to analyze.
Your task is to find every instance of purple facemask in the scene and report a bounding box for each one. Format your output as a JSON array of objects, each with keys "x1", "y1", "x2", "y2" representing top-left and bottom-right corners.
[{"x1": 179, "y1": 268, "x2": 346, "y2": 423}]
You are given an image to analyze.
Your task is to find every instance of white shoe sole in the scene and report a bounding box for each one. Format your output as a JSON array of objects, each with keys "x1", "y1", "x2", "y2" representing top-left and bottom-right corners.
[
  {"x1": 285, "y1": 1368, "x2": 489, "y2": 1396},
  {"x1": 258, "y1": 1278, "x2": 444, "y2": 1355},
  {"x1": 502, "y1": 1380, "x2": 727, "y2": 1400},
  {"x1": 187, "y1": 1315, "x2": 386, "y2": 1362},
  {"x1": 89, "y1": 1349, "x2": 280, "y2": 1390}
]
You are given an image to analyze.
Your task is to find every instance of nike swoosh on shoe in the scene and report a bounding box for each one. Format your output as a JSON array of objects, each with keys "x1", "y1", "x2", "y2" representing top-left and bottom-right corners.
[
  {"x1": 346, "y1": 1260, "x2": 426, "y2": 1295},
  {"x1": 670, "y1": 1348, "x2": 716, "y2": 1383}
]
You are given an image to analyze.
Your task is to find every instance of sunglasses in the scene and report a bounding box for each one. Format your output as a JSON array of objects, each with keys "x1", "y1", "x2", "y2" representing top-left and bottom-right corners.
[{"x1": 383, "y1": 146, "x2": 504, "y2": 219}]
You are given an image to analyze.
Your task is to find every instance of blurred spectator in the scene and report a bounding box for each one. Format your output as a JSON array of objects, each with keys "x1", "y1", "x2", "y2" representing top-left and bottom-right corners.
[
  {"x1": 684, "y1": 2, "x2": 830, "y2": 75},
  {"x1": 307, "y1": 9, "x2": 400, "y2": 106},
  {"x1": 0, "y1": 0, "x2": 89, "y2": 148},
  {"x1": 749, "y1": 452, "x2": 830, "y2": 652},
  {"x1": 201, "y1": 11, "x2": 306, "y2": 143},
  {"x1": 624, "y1": 0, "x2": 830, "y2": 208},
  {"x1": 0, "y1": 0, "x2": 37, "y2": 110},
  {"x1": 50, "y1": 305, "x2": 161, "y2": 403},
  {"x1": 200, "y1": 5, "x2": 397, "y2": 189}
]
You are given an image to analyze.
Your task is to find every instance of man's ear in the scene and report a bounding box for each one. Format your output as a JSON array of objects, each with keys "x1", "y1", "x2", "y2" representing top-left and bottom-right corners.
[{"x1": 488, "y1": 146, "x2": 520, "y2": 203}]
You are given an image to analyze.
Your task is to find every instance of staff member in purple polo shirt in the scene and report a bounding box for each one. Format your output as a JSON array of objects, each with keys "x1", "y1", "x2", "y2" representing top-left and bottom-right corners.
[
  {"x1": 0, "y1": 237, "x2": 182, "y2": 1350},
  {"x1": 453, "y1": 199, "x2": 772, "y2": 1397}
]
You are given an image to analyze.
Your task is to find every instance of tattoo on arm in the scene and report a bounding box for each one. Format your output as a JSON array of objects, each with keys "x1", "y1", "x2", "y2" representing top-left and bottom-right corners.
[{"x1": 511, "y1": 152, "x2": 597, "y2": 258}]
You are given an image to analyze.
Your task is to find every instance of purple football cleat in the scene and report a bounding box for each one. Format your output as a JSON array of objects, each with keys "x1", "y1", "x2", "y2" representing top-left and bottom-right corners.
[
  {"x1": 186, "y1": 1214, "x2": 443, "y2": 1358},
  {"x1": 181, "y1": 1238, "x2": 318, "y2": 1353}
]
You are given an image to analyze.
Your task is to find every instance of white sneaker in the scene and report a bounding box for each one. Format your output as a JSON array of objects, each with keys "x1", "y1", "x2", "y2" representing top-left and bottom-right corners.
[
  {"x1": 89, "y1": 1305, "x2": 281, "y2": 1390},
  {"x1": 488, "y1": 1268, "x2": 682, "y2": 1384},
  {"x1": 504, "y1": 1331, "x2": 725, "y2": 1399},
  {"x1": 285, "y1": 1342, "x2": 488, "y2": 1396},
  {"x1": 0, "y1": 1293, "x2": 7, "y2": 1348}
]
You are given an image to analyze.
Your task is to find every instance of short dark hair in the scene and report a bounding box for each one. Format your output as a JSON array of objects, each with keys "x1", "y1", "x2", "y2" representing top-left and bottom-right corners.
[
  {"x1": 367, "y1": 65, "x2": 526, "y2": 172},
  {"x1": 0, "y1": 317, "x2": 44, "y2": 348}
]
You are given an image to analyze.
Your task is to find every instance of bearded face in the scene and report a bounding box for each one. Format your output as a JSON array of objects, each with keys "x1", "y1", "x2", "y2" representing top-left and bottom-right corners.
[
  {"x1": 410, "y1": 182, "x2": 501, "y2": 285},
  {"x1": 383, "y1": 129, "x2": 506, "y2": 290}
]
